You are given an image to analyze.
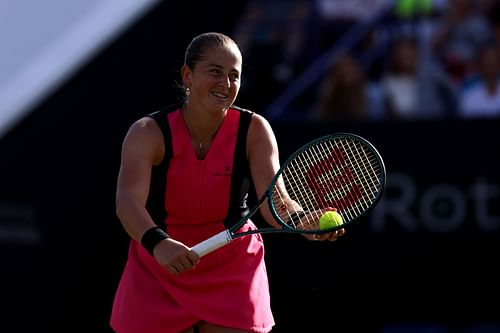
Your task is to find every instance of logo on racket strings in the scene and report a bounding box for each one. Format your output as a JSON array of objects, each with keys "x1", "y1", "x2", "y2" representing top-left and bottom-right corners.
[{"x1": 306, "y1": 147, "x2": 363, "y2": 210}]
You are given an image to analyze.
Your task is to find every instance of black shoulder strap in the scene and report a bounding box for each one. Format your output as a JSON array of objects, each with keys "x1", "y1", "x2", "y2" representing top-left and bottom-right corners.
[
  {"x1": 145, "y1": 106, "x2": 177, "y2": 229},
  {"x1": 148, "y1": 108, "x2": 173, "y2": 162},
  {"x1": 224, "y1": 107, "x2": 253, "y2": 228}
]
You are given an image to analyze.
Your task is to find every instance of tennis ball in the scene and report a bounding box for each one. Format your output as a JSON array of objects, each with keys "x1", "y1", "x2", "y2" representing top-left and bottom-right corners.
[{"x1": 319, "y1": 211, "x2": 343, "y2": 230}]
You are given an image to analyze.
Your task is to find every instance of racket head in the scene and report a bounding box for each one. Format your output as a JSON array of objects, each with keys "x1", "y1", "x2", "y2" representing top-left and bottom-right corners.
[{"x1": 268, "y1": 133, "x2": 386, "y2": 234}]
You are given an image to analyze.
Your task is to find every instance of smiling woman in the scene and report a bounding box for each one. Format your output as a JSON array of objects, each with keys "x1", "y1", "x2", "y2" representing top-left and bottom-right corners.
[{"x1": 109, "y1": 32, "x2": 345, "y2": 333}]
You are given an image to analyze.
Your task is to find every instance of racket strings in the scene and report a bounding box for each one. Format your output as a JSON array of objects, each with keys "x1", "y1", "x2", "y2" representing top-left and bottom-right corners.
[
  {"x1": 330, "y1": 139, "x2": 381, "y2": 221},
  {"x1": 271, "y1": 140, "x2": 343, "y2": 230},
  {"x1": 271, "y1": 136, "x2": 383, "y2": 230},
  {"x1": 346, "y1": 141, "x2": 382, "y2": 200},
  {"x1": 271, "y1": 182, "x2": 318, "y2": 230},
  {"x1": 282, "y1": 143, "x2": 337, "y2": 229},
  {"x1": 309, "y1": 143, "x2": 353, "y2": 214},
  {"x1": 285, "y1": 152, "x2": 320, "y2": 228}
]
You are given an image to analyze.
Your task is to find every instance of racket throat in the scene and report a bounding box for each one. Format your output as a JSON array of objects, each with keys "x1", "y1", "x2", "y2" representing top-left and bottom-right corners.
[{"x1": 191, "y1": 229, "x2": 233, "y2": 257}]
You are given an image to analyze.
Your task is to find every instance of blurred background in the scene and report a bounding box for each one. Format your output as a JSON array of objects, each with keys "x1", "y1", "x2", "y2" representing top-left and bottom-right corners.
[{"x1": 1, "y1": 0, "x2": 500, "y2": 332}]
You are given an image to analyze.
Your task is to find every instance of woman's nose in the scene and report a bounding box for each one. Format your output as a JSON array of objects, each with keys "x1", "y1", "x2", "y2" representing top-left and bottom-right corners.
[{"x1": 218, "y1": 75, "x2": 230, "y2": 88}]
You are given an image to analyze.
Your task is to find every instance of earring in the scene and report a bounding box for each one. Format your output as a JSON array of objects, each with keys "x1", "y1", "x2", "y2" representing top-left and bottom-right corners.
[{"x1": 186, "y1": 87, "x2": 191, "y2": 96}]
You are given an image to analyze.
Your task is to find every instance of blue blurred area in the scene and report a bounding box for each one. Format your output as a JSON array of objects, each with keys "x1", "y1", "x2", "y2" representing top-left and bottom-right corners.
[{"x1": 1, "y1": 1, "x2": 500, "y2": 332}]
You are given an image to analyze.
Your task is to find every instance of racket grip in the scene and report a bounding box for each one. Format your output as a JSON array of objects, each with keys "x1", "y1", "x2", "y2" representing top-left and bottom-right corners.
[{"x1": 191, "y1": 230, "x2": 233, "y2": 257}]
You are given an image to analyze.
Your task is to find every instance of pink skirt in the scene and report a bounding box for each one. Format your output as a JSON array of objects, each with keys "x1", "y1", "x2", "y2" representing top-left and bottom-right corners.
[{"x1": 110, "y1": 222, "x2": 275, "y2": 333}]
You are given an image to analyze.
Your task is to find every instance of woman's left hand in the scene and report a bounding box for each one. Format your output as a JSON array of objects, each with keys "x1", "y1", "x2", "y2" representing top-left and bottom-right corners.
[
  {"x1": 306, "y1": 228, "x2": 345, "y2": 242},
  {"x1": 300, "y1": 207, "x2": 346, "y2": 242}
]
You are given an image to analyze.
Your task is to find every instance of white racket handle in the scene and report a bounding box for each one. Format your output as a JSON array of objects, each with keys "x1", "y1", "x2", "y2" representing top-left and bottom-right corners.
[{"x1": 191, "y1": 229, "x2": 233, "y2": 257}]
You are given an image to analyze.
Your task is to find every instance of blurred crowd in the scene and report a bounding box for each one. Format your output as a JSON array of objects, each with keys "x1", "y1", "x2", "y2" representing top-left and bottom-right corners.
[{"x1": 231, "y1": 0, "x2": 500, "y2": 122}]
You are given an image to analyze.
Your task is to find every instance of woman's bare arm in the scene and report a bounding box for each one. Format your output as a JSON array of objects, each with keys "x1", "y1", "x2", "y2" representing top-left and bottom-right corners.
[{"x1": 115, "y1": 117, "x2": 164, "y2": 241}]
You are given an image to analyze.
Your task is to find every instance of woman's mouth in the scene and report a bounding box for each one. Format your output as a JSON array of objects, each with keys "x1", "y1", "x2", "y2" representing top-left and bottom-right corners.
[{"x1": 211, "y1": 91, "x2": 229, "y2": 100}]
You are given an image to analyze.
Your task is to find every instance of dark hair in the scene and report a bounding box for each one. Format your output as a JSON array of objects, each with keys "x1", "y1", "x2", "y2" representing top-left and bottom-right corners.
[{"x1": 184, "y1": 32, "x2": 239, "y2": 70}]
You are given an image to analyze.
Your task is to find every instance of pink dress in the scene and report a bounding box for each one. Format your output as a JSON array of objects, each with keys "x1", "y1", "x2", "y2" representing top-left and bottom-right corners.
[{"x1": 110, "y1": 108, "x2": 275, "y2": 333}]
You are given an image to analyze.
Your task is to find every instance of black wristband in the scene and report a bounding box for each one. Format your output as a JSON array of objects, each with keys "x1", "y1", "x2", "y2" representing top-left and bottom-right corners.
[{"x1": 140, "y1": 226, "x2": 169, "y2": 256}]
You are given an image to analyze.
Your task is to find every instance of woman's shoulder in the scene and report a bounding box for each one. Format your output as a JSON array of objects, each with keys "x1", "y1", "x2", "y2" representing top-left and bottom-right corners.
[
  {"x1": 230, "y1": 105, "x2": 254, "y2": 116},
  {"x1": 129, "y1": 115, "x2": 159, "y2": 132},
  {"x1": 147, "y1": 105, "x2": 181, "y2": 120},
  {"x1": 229, "y1": 105, "x2": 273, "y2": 132},
  {"x1": 126, "y1": 114, "x2": 164, "y2": 145}
]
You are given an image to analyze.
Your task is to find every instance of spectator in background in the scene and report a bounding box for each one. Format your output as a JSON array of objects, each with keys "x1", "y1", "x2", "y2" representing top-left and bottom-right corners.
[
  {"x1": 232, "y1": 0, "x2": 284, "y2": 112},
  {"x1": 233, "y1": 0, "x2": 317, "y2": 112},
  {"x1": 274, "y1": 1, "x2": 318, "y2": 82},
  {"x1": 459, "y1": 44, "x2": 500, "y2": 118},
  {"x1": 476, "y1": 0, "x2": 500, "y2": 16},
  {"x1": 430, "y1": 0, "x2": 492, "y2": 85},
  {"x1": 313, "y1": 52, "x2": 384, "y2": 122},
  {"x1": 380, "y1": 37, "x2": 457, "y2": 120},
  {"x1": 314, "y1": 0, "x2": 390, "y2": 52},
  {"x1": 488, "y1": 2, "x2": 500, "y2": 48},
  {"x1": 494, "y1": 19, "x2": 500, "y2": 48}
]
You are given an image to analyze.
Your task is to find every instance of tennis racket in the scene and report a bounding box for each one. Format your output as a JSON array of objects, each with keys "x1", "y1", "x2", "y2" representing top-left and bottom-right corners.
[{"x1": 191, "y1": 133, "x2": 386, "y2": 257}]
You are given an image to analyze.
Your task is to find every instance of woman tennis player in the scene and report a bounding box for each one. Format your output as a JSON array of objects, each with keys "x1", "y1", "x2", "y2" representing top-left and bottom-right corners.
[{"x1": 110, "y1": 32, "x2": 344, "y2": 333}]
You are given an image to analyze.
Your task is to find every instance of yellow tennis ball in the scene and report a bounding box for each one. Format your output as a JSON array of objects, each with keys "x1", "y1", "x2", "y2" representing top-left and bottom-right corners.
[{"x1": 319, "y1": 211, "x2": 343, "y2": 230}]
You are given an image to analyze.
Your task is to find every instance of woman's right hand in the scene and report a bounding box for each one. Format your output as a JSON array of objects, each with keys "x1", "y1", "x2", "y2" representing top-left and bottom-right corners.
[{"x1": 153, "y1": 238, "x2": 200, "y2": 275}]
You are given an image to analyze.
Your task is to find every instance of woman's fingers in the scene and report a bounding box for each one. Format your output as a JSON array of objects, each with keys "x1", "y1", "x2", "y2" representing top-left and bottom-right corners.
[
  {"x1": 166, "y1": 251, "x2": 200, "y2": 275},
  {"x1": 311, "y1": 228, "x2": 345, "y2": 242}
]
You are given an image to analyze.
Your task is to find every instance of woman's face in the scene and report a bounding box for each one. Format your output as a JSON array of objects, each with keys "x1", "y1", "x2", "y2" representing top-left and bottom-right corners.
[{"x1": 186, "y1": 45, "x2": 242, "y2": 113}]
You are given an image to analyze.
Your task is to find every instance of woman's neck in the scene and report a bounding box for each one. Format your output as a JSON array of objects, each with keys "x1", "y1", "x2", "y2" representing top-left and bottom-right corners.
[
  {"x1": 182, "y1": 105, "x2": 227, "y2": 159},
  {"x1": 182, "y1": 105, "x2": 226, "y2": 136}
]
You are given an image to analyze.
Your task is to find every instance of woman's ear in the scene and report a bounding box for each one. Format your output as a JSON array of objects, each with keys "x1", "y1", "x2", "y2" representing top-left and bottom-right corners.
[{"x1": 181, "y1": 64, "x2": 192, "y2": 88}]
